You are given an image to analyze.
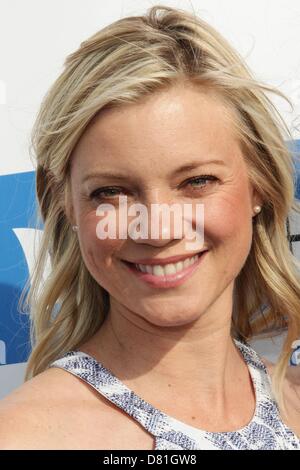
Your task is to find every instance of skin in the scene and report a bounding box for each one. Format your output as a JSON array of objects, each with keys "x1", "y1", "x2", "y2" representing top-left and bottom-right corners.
[{"x1": 65, "y1": 82, "x2": 263, "y2": 428}]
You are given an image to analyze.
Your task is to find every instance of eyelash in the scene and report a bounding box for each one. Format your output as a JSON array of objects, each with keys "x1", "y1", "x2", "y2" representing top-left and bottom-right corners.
[{"x1": 89, "y1": 174, "x2": 218, "y2": 200}]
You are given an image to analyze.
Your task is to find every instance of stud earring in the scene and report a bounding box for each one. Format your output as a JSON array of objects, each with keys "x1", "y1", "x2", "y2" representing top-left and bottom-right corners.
[
  {"x1": 253, "y1": 205, "x2": 262, "y2": 215},
  {"x1": 72, "y1": 225, "x2": 78, "y2": 232},
  {"x1": 290, "y1": 339, "x2": 300, "y2": 366}
]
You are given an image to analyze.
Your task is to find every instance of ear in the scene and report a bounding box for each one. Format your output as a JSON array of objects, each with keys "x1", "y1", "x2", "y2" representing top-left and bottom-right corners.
[{"x1": 250, "y1": 185, "x2": 264, "y2": 217}]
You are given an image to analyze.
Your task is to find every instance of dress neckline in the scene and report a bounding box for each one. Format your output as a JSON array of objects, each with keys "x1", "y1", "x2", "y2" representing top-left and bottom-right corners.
[{"x1": 66, "y1": 339, "x2": 271, "y2": 439}]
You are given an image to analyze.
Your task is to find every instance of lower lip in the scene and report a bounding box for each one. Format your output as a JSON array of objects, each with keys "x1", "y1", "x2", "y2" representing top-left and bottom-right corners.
[{"x1": 122, "y1": 251, "x2": 208, "y2": 289}]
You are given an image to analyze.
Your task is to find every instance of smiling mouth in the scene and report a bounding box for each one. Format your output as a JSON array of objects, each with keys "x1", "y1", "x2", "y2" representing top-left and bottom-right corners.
[{"x1": 122, "y1": 250, "x2": 208, "y2": 277}]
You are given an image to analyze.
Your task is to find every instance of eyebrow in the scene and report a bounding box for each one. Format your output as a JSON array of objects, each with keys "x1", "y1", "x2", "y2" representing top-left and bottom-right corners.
[{"x1": 82, "y1": 159, "x2": 226, "y2": 183}]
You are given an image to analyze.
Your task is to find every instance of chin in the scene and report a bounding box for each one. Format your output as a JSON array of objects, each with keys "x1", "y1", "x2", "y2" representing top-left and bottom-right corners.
[{"x1": 144, "y1": 311, "x2": 201, "y2": 328}]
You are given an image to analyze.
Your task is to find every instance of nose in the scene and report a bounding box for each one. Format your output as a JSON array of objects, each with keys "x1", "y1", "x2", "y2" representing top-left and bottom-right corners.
[
  {"x1": 131, "y1": 217, "x2": 178, "y2": 247},
  {"x1": 127, "y1": 188, "x2": 184, "y2": 247},
  {"x1": 125, "y1": 187, "x2": 204, "y2": 252}
]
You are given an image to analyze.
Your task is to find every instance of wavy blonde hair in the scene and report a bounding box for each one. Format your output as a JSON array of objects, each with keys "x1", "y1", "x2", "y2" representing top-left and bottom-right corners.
[{"x1": 21, "y1": 5, "x2": 300, "y2": 414}]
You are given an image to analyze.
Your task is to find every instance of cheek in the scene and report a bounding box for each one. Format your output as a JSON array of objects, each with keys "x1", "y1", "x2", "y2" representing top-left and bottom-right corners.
[
  {"x1": 203, "y1": 194, "x2": 253, "y2": 284},
  {"x1": 77, "y1": 214, "x2": 124, "y2": 272},
  {"x1": 204, "y1": 189, "x2": 253, "y2": 250}
]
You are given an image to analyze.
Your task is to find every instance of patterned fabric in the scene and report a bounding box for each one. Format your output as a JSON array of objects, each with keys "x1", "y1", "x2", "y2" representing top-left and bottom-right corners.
[{"x1": 49, "y1": 339, "x2": 300, "y2": 450}]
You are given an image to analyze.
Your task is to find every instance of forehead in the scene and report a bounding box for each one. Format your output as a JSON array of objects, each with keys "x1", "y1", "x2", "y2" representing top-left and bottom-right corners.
[{"x1": 71, "y1": 84, "x2": 242, "y2": 173}]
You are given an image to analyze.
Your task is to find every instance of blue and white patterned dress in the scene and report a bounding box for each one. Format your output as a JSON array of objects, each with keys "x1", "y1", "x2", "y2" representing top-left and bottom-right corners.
[{"x1": 49, "y1": 339, "x2": 300, "y2": 450}]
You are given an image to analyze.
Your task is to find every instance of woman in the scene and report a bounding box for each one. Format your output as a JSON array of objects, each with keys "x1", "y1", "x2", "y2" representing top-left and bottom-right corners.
[{"x1": 0, "y1": 5, "x2": 300, "y2": 450}]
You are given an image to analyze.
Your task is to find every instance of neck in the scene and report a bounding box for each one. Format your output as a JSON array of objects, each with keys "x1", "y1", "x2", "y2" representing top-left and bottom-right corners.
[{"x1": 80, "y1": 297, "x2": 249, "y2": 408}]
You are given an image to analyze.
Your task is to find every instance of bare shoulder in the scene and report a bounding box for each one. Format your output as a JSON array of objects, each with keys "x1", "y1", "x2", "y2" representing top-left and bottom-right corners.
[
  {"x1": 0, "y1": 366, "x2": 153, "y2": 449},
  {"x1": 0, "y1": 366, "x2": 88, "y2": 410},
  {"x1": 0, "y1": 367, "x2": 110, "y2": 449},
  {"x1": 261, "y1": 357, "x2": 300, "y2": 438}
]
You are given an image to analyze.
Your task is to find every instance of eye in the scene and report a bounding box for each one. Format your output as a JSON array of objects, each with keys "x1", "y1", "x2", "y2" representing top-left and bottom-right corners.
[
  {"x1": 89, "y1": 175, "x2": 218, "y2": 201},
  {"x1": 185, "y1": 174, "x2": 218, "y2": 190},
  {"x1": 89, "y1": 186, "x2": 126, "y2": 200}
]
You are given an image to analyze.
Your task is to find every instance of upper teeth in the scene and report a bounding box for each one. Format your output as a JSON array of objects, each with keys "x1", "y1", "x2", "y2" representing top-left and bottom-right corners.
[{"x1": 135, "y1": 254, "x2": 200, "y2": 276}]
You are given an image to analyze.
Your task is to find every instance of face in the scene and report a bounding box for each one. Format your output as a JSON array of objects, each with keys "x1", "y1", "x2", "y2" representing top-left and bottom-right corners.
[{"x1": 67, "y1": 84, "x2": 260, "y2": 328}]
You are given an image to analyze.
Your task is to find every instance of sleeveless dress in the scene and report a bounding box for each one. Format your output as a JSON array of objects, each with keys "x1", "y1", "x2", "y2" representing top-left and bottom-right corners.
[{"x1": 49, "y1": 339, "x2": 300, "y2": 450}]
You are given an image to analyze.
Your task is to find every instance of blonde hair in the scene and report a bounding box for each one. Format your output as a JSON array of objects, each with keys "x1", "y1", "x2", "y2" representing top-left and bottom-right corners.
[{"x1": 21, "y1": 4, "x2": 300, "y2": 414}]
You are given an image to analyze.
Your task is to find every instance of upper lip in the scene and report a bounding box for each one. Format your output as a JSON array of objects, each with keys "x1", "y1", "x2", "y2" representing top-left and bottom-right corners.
[{"x1": 123, "y1": 249, "x2": 208, "y2": 266}]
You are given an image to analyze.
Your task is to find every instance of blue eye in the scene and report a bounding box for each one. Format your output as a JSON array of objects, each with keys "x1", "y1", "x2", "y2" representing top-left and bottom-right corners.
[
  {"x1": 89, "y1": 187, "x2": 125, "y2": 200},
  {"x1": 186, "y1": 174, "x2": 217, "y2": 189},
  {"x1": 89, "y1": 175, "x2": 217, "y2": 201}
]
